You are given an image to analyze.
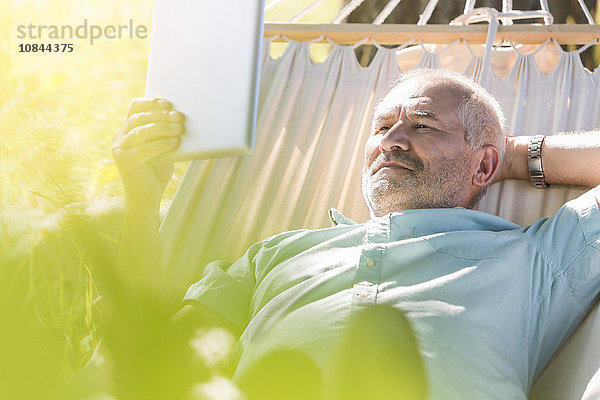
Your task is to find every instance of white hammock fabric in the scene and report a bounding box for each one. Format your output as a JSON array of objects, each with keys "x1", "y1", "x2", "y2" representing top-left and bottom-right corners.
[
  {"x1": 159, "y1": 32, "x2": 600, "y2": 398},
  {"x1": 161, "y1": 37, "x2": 599, "y2": 284}
]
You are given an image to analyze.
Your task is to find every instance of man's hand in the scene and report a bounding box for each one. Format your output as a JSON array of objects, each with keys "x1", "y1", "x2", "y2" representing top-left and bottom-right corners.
[
  {"x1": 491, "y1": 136, "x2": 513, "y2": 184},
  {"x1": 112, "y1": 98, "x2": 185, "y2": 208},
  {"x1": 112, "y1": 98, "x2": 185, "y2": 283}
]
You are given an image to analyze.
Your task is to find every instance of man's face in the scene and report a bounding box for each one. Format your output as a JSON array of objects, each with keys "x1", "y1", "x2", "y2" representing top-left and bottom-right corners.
[{"x1": 362, "y1": 77, "x2": 477, "y2": 217}]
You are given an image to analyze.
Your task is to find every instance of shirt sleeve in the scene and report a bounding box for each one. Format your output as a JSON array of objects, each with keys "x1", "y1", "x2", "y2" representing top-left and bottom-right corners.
[
  {"x1": 182, "y1": 241, "x2": 264, "y2": 331},
  {"x1": 523, "y1": 187, "x2": 600, "y2": 376},
  {"x1": 524, "y1": 187, "x2": 600, "y2": 305}
]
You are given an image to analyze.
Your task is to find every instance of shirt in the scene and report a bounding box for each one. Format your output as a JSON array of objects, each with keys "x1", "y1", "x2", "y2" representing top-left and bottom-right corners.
[{"x1": 184, "y1": 189, "x2": 600, "y2": 400}]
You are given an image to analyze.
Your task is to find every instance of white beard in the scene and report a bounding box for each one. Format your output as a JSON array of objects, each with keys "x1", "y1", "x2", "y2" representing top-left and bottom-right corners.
[{"x1": 362, "y1": 152, "x2": 473, "y2": 217}]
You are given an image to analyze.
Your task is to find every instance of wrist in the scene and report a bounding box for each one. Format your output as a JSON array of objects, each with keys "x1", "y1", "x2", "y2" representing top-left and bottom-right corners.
[
  {"x1": 527, "y1": 135, "x2": 548, "y2": 188},
  {"x1": 124, "y1": 189, "x2": 163, "y2": 211},
  {"x1": 503, "y1": 136, "x2": 529, "y2": 182}
]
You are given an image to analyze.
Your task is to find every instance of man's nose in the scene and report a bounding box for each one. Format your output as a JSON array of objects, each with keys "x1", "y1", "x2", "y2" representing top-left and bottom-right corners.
[{"x1": 379, "y1": 121, "x2": 410, "y2": 152}]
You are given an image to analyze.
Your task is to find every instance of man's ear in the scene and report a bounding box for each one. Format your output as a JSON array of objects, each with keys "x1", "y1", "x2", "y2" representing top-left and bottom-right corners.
[{"x1": 472, "y1": 145, "x2": 500, "y2": 188}]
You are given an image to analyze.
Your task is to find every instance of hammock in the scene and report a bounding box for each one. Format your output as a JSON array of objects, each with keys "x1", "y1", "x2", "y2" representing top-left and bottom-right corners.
[{"x1": 160, "y1": 1, "x2": 600, "y2": 398}]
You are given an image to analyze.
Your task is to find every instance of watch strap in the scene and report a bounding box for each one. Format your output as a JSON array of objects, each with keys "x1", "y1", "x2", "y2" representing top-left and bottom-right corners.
[{"x1": 527, "y1": 135, "x2": 548, "y2": 189}]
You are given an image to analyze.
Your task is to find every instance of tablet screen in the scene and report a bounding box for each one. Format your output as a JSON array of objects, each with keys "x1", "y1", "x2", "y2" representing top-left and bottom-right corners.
[{"x1": 145, "y1": 0, "x2": 265, "y2": 161}]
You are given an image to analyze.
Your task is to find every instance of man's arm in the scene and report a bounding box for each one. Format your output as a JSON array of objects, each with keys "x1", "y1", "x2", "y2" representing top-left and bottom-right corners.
[
  {"x1": 113, "y1": 98, "x2": 240, "y2": 335},
  {"x1": 112, "y1": 98, "x2": 183, "y2": 285},
  {"x1": 495, "y1": 131, "x2": 600, "y2": 207}
]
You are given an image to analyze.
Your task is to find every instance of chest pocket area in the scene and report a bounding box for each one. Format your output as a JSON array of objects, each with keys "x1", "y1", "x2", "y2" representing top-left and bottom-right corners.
[{"x1": 423, "y1": 231, "x2": 497, "y2": 260}]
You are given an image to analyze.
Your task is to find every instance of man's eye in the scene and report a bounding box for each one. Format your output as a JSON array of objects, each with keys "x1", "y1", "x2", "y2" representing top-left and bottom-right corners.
[
  {"x1": 415, "y1": 123, "x2": 429, "y2": 129},
  {"x1": 377, "y1": 126, "x2": 390, "y2": 132}
]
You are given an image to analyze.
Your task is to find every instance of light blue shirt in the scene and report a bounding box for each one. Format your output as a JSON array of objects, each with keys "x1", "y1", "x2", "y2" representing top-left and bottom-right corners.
[{"x1": 184, "y1": 189, "x2": 600, "y2": 399}]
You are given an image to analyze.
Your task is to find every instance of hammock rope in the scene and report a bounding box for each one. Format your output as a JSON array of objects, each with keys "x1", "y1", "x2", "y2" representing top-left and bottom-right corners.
[
  {"x1": 265, "y1": 0, "x2": 286, "y2": 12},
  {"x1": 290, "y1": 0, "x2": 329, "y2": 22},
  {"x1": 417, "y1": 0, "x2": 440, "y2": 26},
  {"x1": 372, "y1": 0, "x2": 403, "y2": 24},
  {"x1": 577, "y1": 0, "x2": 596, "y2": 25},
  {"x1": 273, "y1": 0, "x2": 598, "y2": 27},
  {"x1": 331, "y1": 0, "x2": 368, "y2": 23},
  {"x1": 501, "y1": 0, "x2": 513, "y2": 26}
]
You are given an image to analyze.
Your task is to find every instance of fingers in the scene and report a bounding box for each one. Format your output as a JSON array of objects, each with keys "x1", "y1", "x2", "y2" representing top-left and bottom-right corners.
[
  {"x1": 126, "y1": 109, "x2": 184, "y2": 130},
  {"x1": 119, "y1": 121, "x2": 184, "y2": 149},
  {"x1": 116, "y1": 109, "x2": 185, "y2": 148},
  {"x1": 127, "y1": 97, "x2": 171, "y2": 118},
  {"x1": 113, "y1": 137, "x2": 181, "y2": 170},
  {"x1": 114, "y1": 98, "x2": 185, "y2": 167}
]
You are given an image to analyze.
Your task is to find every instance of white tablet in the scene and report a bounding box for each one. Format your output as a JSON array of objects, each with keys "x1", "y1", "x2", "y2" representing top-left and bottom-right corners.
[{"x1": 145, "y1": 0, "x2": 265, "y2": 161}]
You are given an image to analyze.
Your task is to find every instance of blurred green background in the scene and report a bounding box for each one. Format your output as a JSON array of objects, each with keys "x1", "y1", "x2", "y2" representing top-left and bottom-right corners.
[
  {"x1": 0, "y1": 1, "x2": 342, "y2": 398},
  {"x1": 0, "y1": 0, "x2": 596, "y2": 398}
]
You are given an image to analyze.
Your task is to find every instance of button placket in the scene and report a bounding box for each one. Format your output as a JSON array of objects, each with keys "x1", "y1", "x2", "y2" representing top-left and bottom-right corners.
[{"x1": 351, "y1": 217, "x2": 389, "y2": 306}]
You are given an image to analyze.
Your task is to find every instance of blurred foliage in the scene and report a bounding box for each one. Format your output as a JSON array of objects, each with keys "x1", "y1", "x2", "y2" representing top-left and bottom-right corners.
[
  {"x1": 0, "y1": 201, "x2": 117, "y2": 399},
  {"x1": 0, "y1": 0, "x2": 188, "y2": 397},
  {"x1": 0, "y1": 0, "x2": 186, "y2": 213},
  {"x1": 0, "y1": 0, "x2": 596, "y2": 398},
  {"x1": 0, "y1": 198, "x2": 239, "y2": 399},
  {"x1": 0, "y1": 0, "x2": 346, "y2": 397}
]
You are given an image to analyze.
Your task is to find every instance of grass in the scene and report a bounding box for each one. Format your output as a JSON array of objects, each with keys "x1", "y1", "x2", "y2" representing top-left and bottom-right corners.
[
  {"x1": 0, "y1": 0, "x2": 175, "y2": 396},
  {"x1": 2, "y1": 0, "x2": 599, "y2": 397},
  {"x1": 0, "y1": 1, "x2": 342, "y2": 398},
  {"x1": 1, "y1": 0, "x2": 597, "y2": 396}
]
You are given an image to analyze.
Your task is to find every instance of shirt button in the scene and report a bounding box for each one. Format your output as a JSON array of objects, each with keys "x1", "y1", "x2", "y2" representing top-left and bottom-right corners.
[{"x1": 365, "y1": 258, "x2": 376, "y2": 268}]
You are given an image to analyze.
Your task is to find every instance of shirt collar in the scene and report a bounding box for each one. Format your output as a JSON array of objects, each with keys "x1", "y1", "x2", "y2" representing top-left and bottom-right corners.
[
  {"x1": 329, "y1": 207, "x2": 520, "y2": 233},
  {"x1": 328, "y1": 208, "x2": 358, "y2": 226},
  {"x1": 390, "y1": 208, "x2": 520, "y2": 236}
]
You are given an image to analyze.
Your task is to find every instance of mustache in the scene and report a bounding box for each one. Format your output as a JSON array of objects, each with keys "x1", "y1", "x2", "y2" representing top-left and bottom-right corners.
[{"x1": 370, "y1": 151, "x2": 424, "y2": 174}]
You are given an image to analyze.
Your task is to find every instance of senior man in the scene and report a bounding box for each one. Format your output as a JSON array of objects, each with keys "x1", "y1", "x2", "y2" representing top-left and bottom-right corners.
[{"x1": 113, "y1": 68, "x2": 600, "y2": 399}]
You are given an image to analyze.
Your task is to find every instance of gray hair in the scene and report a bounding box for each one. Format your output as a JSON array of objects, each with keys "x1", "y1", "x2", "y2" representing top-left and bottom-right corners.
[{"x1": 392, "y1": 68, "x2": 506, "y2": 160}]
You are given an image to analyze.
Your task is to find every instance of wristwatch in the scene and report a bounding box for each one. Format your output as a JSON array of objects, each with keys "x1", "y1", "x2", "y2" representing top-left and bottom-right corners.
[{"x1": 527, "y1": 135, "x2": 548, "y2": 189}]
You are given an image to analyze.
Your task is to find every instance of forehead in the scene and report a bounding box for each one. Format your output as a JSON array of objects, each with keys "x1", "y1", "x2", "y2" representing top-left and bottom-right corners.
[{"x1": 375, "y1": 77, "x2": 467, "y2": 125}]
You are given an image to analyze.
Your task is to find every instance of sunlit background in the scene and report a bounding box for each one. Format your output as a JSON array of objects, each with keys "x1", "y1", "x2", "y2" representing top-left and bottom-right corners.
[
  {"x1": 0, "y1": 0, "x2": 597, "y2": 398},
  {"x1": 0, "y1": 1, "x2": 344, "y2": 398}
]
